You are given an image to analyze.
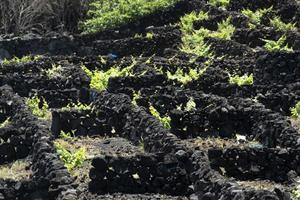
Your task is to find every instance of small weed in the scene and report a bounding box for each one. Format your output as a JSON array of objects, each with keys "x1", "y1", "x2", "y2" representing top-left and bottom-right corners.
[
  {"x1": 45, "y1": 64, "x2": 63, "y2": 79},
  {"x1": 262, "y1": 35, "x2": 293, "y2": 52},
  {"x1": 26, "y1": 95, "x2": 51, "y2": 119},
  {"x1": 0, "y1": 118, "x2": 10, "y2": 128},
  {"x1": 229, "y1": 74, "x2": 254, "y2": 86},
  {"x1": 270, "y1": 16, "x2": 297, "y2": 32},
  {"x1": 242, "y1": 7, "x2": 273, "y2": 28},
  {"x1": 291, "y1": 101, "x2": 300, "y2": 118},
  {"x1": 146, "y1": 32, "x2": 154, "y2": 39},
  {"x1": 99, "y1": 56, "x2": 107, "y2": 64},
  {"x1": 61, "y1": 102, "x2": 92, "y2": 112},
  {"x1": 145, "y1": 55, "x2": 155, "y2": 64},
  {"x1": 132, "y1": 91, "x2": 141, "y2": 107},
  {"x1": 60, "y1": 130, "x2": 75, "y2": 140},
  {"x1": 208, "y1": 0, "x2": 230, "y2": 8},
  {"x1": 138, "y1": 137, "x2": 145, "y2": 150},
  {"x1": 134, "y1": 33, "x2": 143, "y2": 38},
  {"x1": 149, "y1": 105, "x2": 171, "y2": 129},
  {"x1": 185, "y1": 97, "x2": 197, "y2": 112},
  {"x1": 55, "y1": 141, "x2": 86, "y2": 172}
]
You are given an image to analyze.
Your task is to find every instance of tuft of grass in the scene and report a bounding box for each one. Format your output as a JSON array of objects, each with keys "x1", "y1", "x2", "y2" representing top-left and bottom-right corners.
[
  {"x1": 270, "y1": 16, "x2": 297, "y2": 32},
  {"x1": 262, "y1": 35, "x2": 293, "y2": 53},
  {"x1": 291, "y1": 101, "x2": 300, "y2": 118},
  {"x1": 26, "y1": 95, "x2": 51, "y2": 119},
  {"x1": 208, "y1": 0, "x2": 230, "y2": 8},
  {"x1": 81, "y1": 0, "x2": 180, "y2": 33},
  {"x1": 242, "y1": 7, "x2": 273, "y2": 28},
  {"x1": 149, "y1": 105, "x2": 171, "y2": 129},
  {"x1": 229, "y1": 74, "x2": 254, "y2": 86}
]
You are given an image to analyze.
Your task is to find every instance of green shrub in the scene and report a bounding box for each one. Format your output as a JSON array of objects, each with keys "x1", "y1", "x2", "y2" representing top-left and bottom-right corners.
[
  {"x1": 242, "y1": 7, "x2": 273, "y2": 28},
  {"x1": 180, "y1": 28, "x2": 213, "y2": 58},
  {"x1": 208, "y1": 0, "x2": 230, "y2": 8},
  {"x1": 26, "y1": 95, "x2": 51, "y2": 119},
  {"x1": 81, "y1": 0, "x2": 179, "y2": 33},
  {"x1": 229, "y1": 74, "x2": 254, "y2": 86},
  {"x1": 2, "y1": 55, "x2": 41, "y2": 65},
  {"x1": 291, "y1": 101, "x2": 300, "y2": 118},
  {"x1": 270, "y1": 16, "x2": 296, "y2": 31},
  {"x1": 262, "y1": 35, "x2": 293, "y2": 52},
  {"x1": 166, "y1": 68, "x2": 206, "y2": 85},
  {"x1": 82, "y1": 61, "x2": 135, "y2": 91},
  {"x1": 180, "y1": 11, "x2": 209, "y2": 35},
  {"x1": 211, "y1": 17, "x2": 235, "y2": 40},
  {"x1": 180, "y1": 11, "x2": 213, "y2": 58},
  {"x1": 149, "y1": 105, "x2": 171, "y2": 129},
  {"x1": 180, "y1": 12, "x2": 235, "y2": 58},
  {"x1": 55, "y1": 142, "x2": 86, "y2": 171}
]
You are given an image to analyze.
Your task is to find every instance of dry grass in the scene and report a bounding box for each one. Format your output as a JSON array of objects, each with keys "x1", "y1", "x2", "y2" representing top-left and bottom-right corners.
[
  {"x1": 0, "y1": 0, "x2": 88, "y2": 34},
  {"x1": 0, "y1": 160, "x2": 31, "y2": 180},
  {"x1": 291, "y1": 117, "x2": 300, "y2": 132},
  {"x1": 188, "y1": 136, "x2": 263, "y2": 150},
  {"x1": 237, "y1": 180, "x2": 291, "y2": 191}
]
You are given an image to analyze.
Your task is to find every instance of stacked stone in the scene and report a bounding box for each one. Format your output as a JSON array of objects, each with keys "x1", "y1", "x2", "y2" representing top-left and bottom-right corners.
[{"x1": 89, "y1": 153, "x2": 191, "y2": 195}]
